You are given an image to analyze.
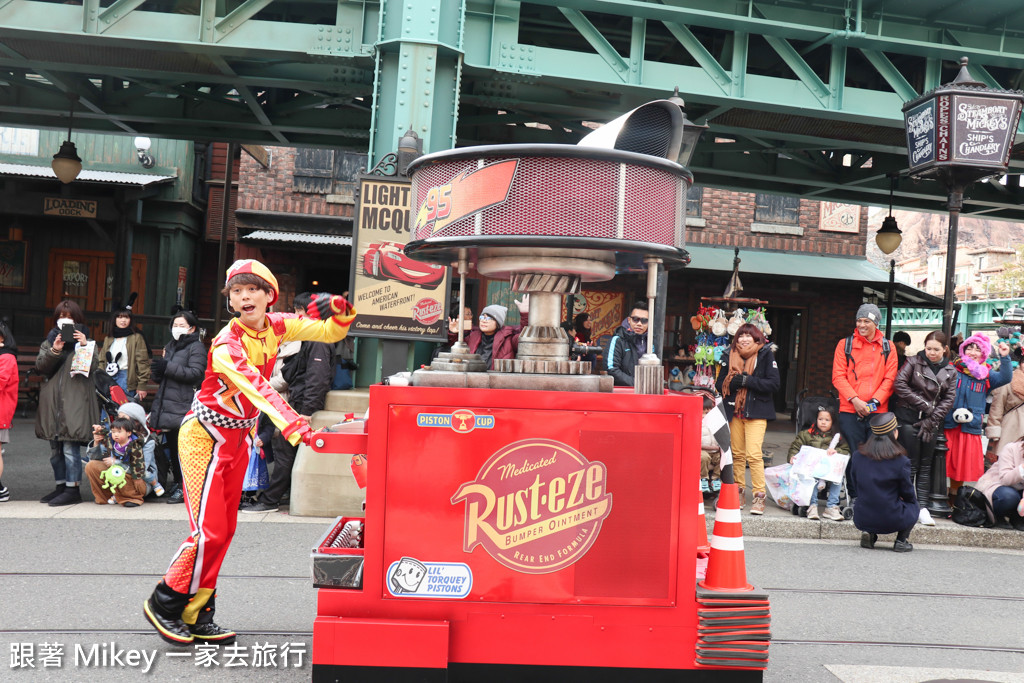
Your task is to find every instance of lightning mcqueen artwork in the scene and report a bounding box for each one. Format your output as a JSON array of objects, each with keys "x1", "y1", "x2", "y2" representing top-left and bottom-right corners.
[{"x1": 362, "y1": 241, "x2": 445, "y2": 288}]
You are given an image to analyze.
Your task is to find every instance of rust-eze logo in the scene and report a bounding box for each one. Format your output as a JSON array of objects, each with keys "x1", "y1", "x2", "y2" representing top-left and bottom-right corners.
[
  {"x1": 411, "y1": 298, "x2": 443, "y2": 325},
  {"x1": 450, "y1": 439, "x2": 612, "y2": 574}
]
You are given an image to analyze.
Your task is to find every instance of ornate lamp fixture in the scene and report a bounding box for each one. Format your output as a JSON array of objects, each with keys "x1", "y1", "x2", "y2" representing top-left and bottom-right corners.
[
  {"x1": 875, "y1": 172, "x2": 903, "y2": 255},
  {"x1": 51, "y1": 94, "x2": 82, "y2": 184}
]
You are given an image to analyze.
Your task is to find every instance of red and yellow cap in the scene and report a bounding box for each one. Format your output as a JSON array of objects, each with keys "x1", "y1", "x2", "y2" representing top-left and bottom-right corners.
[{"x1": 225, "y1": 259, "x2": 279, "y2": 306}]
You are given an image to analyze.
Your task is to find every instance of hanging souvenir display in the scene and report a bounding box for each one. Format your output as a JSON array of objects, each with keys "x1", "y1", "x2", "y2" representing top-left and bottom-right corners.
[{"x1": 689, "y1": 304, "x2": 730, "y2": 389}]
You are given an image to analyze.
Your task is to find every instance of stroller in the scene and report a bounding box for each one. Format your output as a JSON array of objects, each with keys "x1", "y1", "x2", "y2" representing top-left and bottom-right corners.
[
  {"x1": 95, "y1": 369, "x2": 133, "y2": 421},
  {"x1": 792, "y1": 389, "x2": 853, "y2": 520}
]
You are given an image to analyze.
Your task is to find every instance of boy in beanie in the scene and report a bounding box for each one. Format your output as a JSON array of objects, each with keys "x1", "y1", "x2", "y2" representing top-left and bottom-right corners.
[
  {"x1": 144, "y1": 259, "x2": 356, "y2": 647},
  {"x1": 447, "y1": 298, "x2": 529, "y2": 369},
  {"x1": 832, "y1": 303, "x2": 898, "y2": 501}
]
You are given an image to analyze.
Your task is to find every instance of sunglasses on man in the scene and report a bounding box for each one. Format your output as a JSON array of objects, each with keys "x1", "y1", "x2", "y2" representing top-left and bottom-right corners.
[{"x1": 630, "y1": 316, "x2": 649, "y2": 324}]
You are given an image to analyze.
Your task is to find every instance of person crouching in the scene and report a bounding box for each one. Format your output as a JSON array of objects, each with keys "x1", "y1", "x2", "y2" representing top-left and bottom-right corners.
[{"x1": 851, "y1": 412, "x2": 918, "y2": 552}]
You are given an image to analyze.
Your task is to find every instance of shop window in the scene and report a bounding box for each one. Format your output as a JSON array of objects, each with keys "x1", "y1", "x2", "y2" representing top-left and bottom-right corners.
[
  {"x1": 754, "y1": 193, "x2": 800, "y2": 224},
  {"x1": 294, "y1": 148, "x2": 368, "y2": 197},
  {"x1": 686, "y1": 185, "x2": 703, "y2": 218},
  {"x1": 47, "y1": 249, "x2": 146, "y2": 338}
]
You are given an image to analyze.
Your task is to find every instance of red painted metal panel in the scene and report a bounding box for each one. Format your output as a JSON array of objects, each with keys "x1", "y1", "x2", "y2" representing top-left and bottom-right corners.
[
  {"x1": 312, "y1": 616, "x2": 449, "y2": 667},
  {"x1": 315, "y1": 385, "x2": 708, "y2": 672}
]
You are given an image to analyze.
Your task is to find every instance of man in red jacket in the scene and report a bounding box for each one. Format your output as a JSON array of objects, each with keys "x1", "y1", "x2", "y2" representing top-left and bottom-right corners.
[{"x1": 832, "y1": 303, "x2": 898, "y2": 502}]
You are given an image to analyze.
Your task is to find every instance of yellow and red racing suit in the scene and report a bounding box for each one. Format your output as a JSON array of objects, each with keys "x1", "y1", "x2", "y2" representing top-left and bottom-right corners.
[{"x1": 162, "y1": 309, "x2": 354, "y2": 620}]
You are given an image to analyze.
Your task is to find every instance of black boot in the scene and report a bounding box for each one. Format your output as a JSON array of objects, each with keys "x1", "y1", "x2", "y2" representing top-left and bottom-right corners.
[
  {"x1": 860, "y1": 532, "x2": 877, "y2": 549},
  {"x1": 144, "y1": 581, "x2": 194, "y2": 645},
  {"x1": 893, "y1": 528, "x2": 913, "y2": 553},
  {"x1": 40, "y1": 483, "x2": 65, "y2": 504},
  {"x1": 916, "y1": 451, "x2": 933, "y2": 509},
  {"x1": 188, "y1": 592, "x2": 236, "y2": 644},
  {"x1": 48, "y1": 486, "x2": 81, "y2": 507}
]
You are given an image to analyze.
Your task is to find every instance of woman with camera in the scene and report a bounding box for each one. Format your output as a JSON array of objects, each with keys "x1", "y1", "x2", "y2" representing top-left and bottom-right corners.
[
  {"x1": 893, "y1": 330, "x2": 956, "y2": 526},
  {"x1": 35, "y1": 300, "x2": 101, "y2": 507}
]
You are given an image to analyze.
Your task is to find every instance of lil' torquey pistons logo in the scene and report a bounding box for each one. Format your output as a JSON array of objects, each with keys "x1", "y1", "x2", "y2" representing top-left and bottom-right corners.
[{"x1": 450, "y1": 439, "x2": 612, "y2": 574}]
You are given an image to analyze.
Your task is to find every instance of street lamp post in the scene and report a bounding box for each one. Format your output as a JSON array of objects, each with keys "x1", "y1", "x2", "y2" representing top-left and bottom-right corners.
[
  {"x1": 903, "y1": 57, "x2": 1024, "y2": 339},
  {"x1": 902, "y1": 56, "x2": 1024, "y2": 518},
  {"x1": 885, "y1": 259, "x2": 896, "y2": 338}
]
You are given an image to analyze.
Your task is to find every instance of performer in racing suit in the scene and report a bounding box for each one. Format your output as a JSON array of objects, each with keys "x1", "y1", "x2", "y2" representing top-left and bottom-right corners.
[{"x1": 144, "y1": 259, "x2": 356, "y2": 645}]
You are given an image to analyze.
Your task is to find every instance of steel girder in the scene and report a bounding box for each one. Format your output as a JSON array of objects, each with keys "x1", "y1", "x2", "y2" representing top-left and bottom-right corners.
[{"x1": 2, "y1": 1, "x2": 1024, "y2": 217}]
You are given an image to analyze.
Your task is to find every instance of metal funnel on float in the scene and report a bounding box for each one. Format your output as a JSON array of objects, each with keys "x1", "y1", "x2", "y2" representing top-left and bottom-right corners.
[{"x1": 405, "y1": 97, "x2": 699, "y2": 394}]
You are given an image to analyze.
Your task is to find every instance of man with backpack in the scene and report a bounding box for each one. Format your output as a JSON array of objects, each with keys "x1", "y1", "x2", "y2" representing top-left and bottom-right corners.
[{"x1": 832, "y1": 303, "x2": 898, "y2": 504}]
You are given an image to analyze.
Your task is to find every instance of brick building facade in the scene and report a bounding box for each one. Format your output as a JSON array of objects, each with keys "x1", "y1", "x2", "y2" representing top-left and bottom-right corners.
[{"x1": 665, "y1": 187, "x2": 873, "y2": 409}]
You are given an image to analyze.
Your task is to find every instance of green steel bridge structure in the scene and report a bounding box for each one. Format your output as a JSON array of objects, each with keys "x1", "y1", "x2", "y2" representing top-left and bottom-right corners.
[
  {"x1": 888, "y1": 297, "x2": 1024, "y2": 336},
  {"x1": 3, "y1": 1, "x2": 1024, "y2": 220}
]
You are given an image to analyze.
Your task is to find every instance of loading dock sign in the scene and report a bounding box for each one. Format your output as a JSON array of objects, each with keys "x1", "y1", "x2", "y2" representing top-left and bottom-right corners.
[{"x1": 44, "y1": 197, "x2": 97, "y2": 218}]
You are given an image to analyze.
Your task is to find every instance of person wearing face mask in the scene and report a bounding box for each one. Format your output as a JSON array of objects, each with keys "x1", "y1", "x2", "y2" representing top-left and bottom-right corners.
[
  {"x1": 98, "y1": 293, "x2": 151, "y2": 401},
  {"x1": 716, "y1": 322, "x2": 781, "y2": 515},
  {"x1": 148, "y1": 308, "x2": 207, "y2": 504},
  {"x1": 893, "y1": 330, "x2": 957, "y2": 526},
  {"x1": 35, "y1": 300, "x2": 101, "y2": 507},
  {"x1": 943, "y1": 333, "x2": 1012, "y2": 505}
]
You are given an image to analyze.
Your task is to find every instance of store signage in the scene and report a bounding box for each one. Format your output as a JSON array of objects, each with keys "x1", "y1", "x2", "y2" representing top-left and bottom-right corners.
[
  {"x1": 818, "y1": 202, "x2": 860, "y2": 233},
  {"x1": 348, "y1": 175, "x2": 450, "y2": 341},
  {"x1": 451, "y1": 438, "x2": 612, "y2": 574},
  {"x1": 904, "y1": 89, "x2": 1022, "y2": 176},
  {"x1": 905, "y1": 99, "x2": 936, "y2": 170},
  {"x1": 44, "y1": 197, "x2": 97, "y2": 218},
  {"x1": 951, "y1": 95, "x2": 1017, "y2": 165}
]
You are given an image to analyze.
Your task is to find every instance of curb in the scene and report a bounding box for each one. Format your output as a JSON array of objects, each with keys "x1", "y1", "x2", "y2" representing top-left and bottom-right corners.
[{"x1": 707, "y1": 512, "x2": 1024, "y2": 551}]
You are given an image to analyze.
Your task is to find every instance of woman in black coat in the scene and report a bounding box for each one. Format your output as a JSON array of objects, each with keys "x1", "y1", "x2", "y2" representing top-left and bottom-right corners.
[
  {"x1": 851, "y1": 412, "x2": 918, "y2": 552},
  {"x1": 148, "y1": 310, "x2": 207, "y2": 503},
  {"x1": 715, "y1": 322, "x2": 780, "y2": 515},
  {"x1": 893, "y1": 330, "x2": 956, "y2": 526}
]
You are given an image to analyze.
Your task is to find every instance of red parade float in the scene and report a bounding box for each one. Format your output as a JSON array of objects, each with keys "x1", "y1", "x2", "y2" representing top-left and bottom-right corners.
[{"x1": 309, "y1": 99, "x2": 769, "y2": 681}]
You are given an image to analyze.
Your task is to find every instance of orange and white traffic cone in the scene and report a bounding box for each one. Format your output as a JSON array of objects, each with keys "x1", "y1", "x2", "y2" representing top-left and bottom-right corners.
[{"x1": 698, "y1": 482, "x2": 753, "y2": 592}]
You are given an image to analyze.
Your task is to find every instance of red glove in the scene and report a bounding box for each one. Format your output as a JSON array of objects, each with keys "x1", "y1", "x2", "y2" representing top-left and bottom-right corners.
[
  {"x1": 307, "y1": 293, "x2": 350, "y2": 320},
  {"x1": 282, "y1": 417, "x2": 314, "y2": 446}
]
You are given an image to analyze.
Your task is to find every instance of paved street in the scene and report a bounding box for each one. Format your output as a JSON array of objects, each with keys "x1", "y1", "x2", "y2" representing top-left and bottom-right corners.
[{"x1": 2, "y1": 415, "x2": 1023, "y2": 681}]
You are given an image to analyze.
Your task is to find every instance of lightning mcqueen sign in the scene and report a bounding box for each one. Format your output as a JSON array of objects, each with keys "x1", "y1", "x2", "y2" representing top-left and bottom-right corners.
[
  {"x1": 414, "y1": 159, "x2": 518, "y2": 235},
  {"x1": 348, "y1": 175, "x2": 451, "y2": 342}
]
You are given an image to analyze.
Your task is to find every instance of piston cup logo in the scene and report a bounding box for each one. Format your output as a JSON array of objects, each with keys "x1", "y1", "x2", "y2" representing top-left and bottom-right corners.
[
  {"x1": 451, "y1": 439, "x2": 612, "y2": 574},
  {"x1": 411, "y1": 298, "x2": 443, "y2": 325}
]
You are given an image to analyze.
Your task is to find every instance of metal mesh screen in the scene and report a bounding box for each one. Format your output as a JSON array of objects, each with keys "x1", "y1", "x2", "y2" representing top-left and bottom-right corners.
[
  {"x1": 615, "y1": 106, "x2": 674, "y2": 158},
  {"x1": 411, "y1": 154, "x2": 685, "y2": 247}
]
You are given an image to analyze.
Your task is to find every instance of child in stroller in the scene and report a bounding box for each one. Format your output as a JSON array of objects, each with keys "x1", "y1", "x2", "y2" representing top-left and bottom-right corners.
[{"x1": 790, "y1": 393, "x2": 852, "y2": 520}]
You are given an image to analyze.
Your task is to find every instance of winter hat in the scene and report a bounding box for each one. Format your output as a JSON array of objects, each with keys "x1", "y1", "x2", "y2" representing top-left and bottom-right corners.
[
  {"x1": 117, "y1": 402, "x2": 150, "y2": 438},
  {"x1": 225, "y1": 259, "x2": 279, "y2": 306},
  {"x1": 959, "y1": 333, "x2": 992, "y2": 360},
  {"x1": 868, "y1": 411, "x2": 898, "y2": 436},
  {"x1": 855, "y1": 303, "x2": 882, "y2": 325},
  {"x1": 480, "y1": 304, "x2": 507, "y2": 327}
]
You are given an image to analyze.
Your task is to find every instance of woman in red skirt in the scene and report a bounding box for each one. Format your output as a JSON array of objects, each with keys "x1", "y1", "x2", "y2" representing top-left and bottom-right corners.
[{"x1": 942, "y1": 333, "x2": 1012, "y2": 504}]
